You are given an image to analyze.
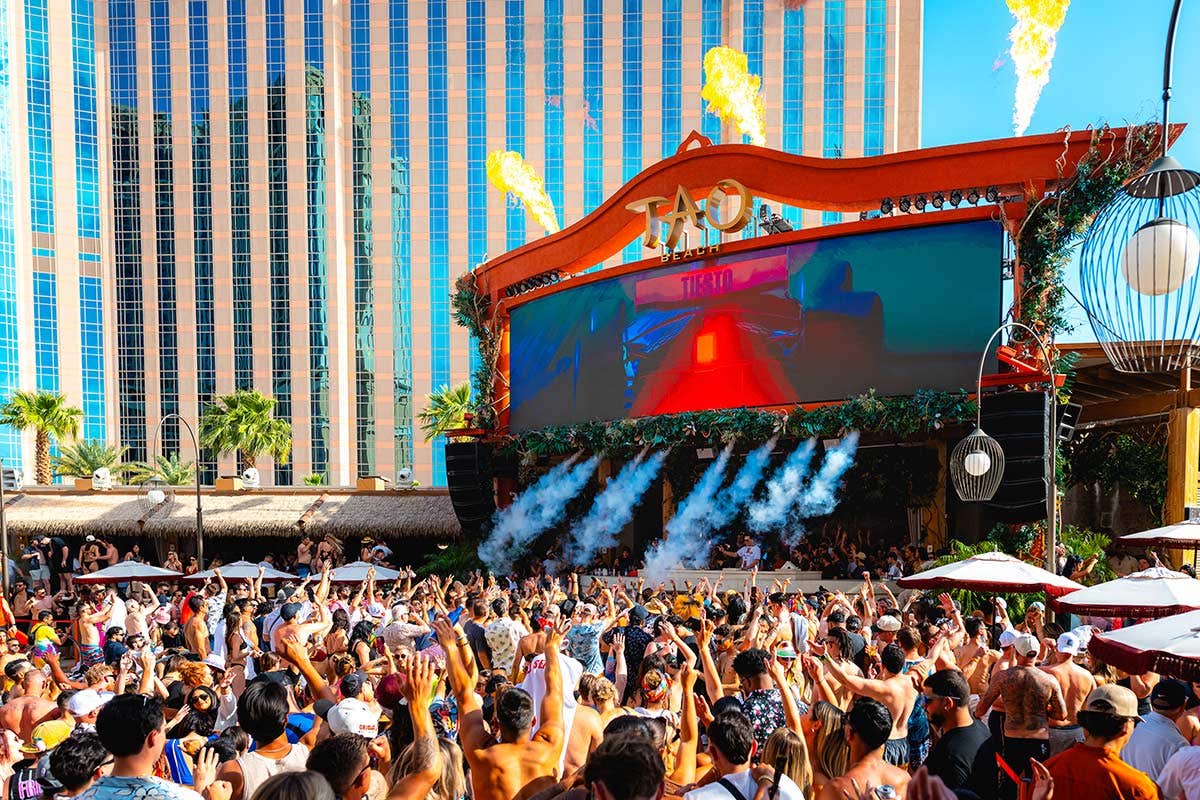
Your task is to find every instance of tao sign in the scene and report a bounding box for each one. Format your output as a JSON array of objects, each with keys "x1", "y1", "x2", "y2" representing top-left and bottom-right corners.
[{"x1": 626, "y1": 179, "x2": 753, "y2": 255}]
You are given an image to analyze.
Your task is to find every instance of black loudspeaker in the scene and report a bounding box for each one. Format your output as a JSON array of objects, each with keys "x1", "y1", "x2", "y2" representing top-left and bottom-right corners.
[
  {"x1": 444, "y1": 441, "x2": 495, "y2": 534},
  {"x1": 981, "y1": 392, "x2": 1050, "y2": 523}
]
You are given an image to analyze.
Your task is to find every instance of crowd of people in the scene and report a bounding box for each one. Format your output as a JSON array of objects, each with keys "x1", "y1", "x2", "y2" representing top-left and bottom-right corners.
[{"x1": 0, "y1": 535, "x2": 1193, "y2": 800}]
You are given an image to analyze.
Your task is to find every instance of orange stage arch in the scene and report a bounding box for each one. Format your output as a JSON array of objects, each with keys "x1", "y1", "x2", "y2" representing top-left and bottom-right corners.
[{"x1": 474, "y1": 125, "x2": 1183, "y2": 431}]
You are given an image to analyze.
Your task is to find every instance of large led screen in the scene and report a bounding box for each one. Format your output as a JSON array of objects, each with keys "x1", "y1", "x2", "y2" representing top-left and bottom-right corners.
[{"x1": 508, "y1": 219, "x2": 1002, "y2": 432}]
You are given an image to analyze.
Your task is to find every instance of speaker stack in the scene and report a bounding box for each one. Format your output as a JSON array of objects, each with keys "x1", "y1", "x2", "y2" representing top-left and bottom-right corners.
[{"x1": 444, "y1": 441, "x2": 496, "y2": 535}]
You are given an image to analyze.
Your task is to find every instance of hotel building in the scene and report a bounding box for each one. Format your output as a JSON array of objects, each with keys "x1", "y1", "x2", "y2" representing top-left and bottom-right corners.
[{"x1": 3, "y1": 0, "x2": 922, "y2": 486}]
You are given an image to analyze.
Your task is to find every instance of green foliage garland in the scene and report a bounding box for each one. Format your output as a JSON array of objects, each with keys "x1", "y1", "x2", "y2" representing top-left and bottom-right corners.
[
  {"x1": 1063, "y1": 425, "x2": 1168, "y2": 525},
  {"x1": 451, "y1": 273, "x2": 499, "y2": 430}
]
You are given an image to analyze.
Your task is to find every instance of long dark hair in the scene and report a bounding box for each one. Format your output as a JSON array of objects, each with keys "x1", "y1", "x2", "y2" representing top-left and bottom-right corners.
[
  {"x1": 331, "y1": 608, "x2": 350, "y2": 635},
  {"x1": 167, "y1": 687, "x2": 219, "y2": 739},
  {"x1": 349, "y1": 620, "x2": 375, "y2": 651}
]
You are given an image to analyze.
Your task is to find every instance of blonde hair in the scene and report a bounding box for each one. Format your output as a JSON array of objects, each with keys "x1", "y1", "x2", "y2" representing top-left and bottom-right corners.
[
  {"x1": 763, "y1": 727, "x2": 811, "y2": 796},
  {"x1": 330, "y1": 653, "x2": 357, "y2": 679},
  {"x1": 811, "y1": 701, "x2": 850, "y2": 780},
  {"x1": 393, "y1": 738, "x2": 465, "y2": 800}
]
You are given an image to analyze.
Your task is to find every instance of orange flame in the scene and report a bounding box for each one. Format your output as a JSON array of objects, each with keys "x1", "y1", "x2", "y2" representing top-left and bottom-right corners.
[
  {"x1": 701, "y1": 46, "x2": 767, "y2": 147},
  {"x1": 485, "y1": 150, "x2": 560, "y2": 235},
  {"x1": 1006, "y1": 0, "x2": 1070, "y2": 136}
]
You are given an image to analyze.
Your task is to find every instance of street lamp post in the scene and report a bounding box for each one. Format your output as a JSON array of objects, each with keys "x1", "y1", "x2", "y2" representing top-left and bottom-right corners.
[
  {"x1": 150, "y1": 414, "x2": 204, "y2": 570},
  {"x1": 950, "y1": 323, "x2": 1059, "y2": 575}
]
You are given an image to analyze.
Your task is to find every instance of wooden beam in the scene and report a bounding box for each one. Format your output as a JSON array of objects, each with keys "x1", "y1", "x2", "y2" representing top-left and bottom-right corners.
[
  {"x1": 1165, "y1": 407, "x2": 1200, "y2": 570},
  {"x1": 1078, "y1": 391, "x2": 1179, "y2": 424}
]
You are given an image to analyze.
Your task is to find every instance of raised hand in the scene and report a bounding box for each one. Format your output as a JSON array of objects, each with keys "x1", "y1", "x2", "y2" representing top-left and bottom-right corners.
[
  {"x1": 1030, "y1": 759, "x2": 1054, "y2": 800},
  {"x1": 430, "y1": 614, "x2": 457, "y2": 650},
  {"x1": 402, "y1": 654, "x2": 435, "y2": 704},
  {"x1": 547, "y1": 617, "x2": 572, "y2": 650}
]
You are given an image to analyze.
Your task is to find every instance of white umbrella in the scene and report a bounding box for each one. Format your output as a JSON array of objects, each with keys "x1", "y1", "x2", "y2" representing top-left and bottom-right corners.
[
  {"x1": 1116, "y1": 519, "x2": 1200, "y2": 549},
  {"x1": 74, "y1": 562, "x2": 182, "y2": 585},
  {"x1": 897, "y1": 550, "x2": 1083, "y2": 597},
  {"x1": 1052, "y1": 567, "x2": 1200, "y2": 618},
  {"x1": 1088, "y1": 608, "x2": 1200, "y2": 682},
  {"x1": 185, "y1": 560, "x2": 298, "y2": 584},
  {"x1": 329, "y1": 560, "x2": 401, "y2": 584}
]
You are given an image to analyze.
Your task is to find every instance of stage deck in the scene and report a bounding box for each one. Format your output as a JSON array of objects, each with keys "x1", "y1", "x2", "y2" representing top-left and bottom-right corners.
[{"x1": 581, "y1": 569, "x2": 895, "y2": 596}]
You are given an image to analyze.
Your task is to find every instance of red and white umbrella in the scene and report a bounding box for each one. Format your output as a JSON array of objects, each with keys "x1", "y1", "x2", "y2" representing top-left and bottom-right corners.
[
  {"x1": 185, "y1": 560, "x2": 298, "y2": 584},
  {"x1": 897, "y1": 551, "x2": 1083, "y2": 597},
  {"x1": 1116, "y1": 519, "x2": 1200, "y2": 549},
  {"x1": 329, "y1": 560, "x2": 401, "y2": 584},
  {"x1": 1088, "y1": 609, "x2": 1200, "y2": 682},
  {"x1": 1052, "y1": 567, "x2": 1200, "y2": 618},
  {"x1": 74, "y1": 562, "x2": 182, "y2": 585}
]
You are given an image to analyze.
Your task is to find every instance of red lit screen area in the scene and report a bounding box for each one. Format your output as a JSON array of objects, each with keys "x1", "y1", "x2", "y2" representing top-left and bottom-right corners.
[{"x1": 507, "y1": 220, "x2": 1002, "y2": 432}]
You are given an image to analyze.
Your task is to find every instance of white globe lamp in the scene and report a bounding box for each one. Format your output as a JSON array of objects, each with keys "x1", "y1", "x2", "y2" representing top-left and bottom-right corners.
[
  {"x1": 963, "y1": 450, "x2": 992, "y2": 477},
  {"x1": 147, "y1": 487, "x2": 166, "y2": 506},
  {"x1": 1121, "y1": 217, "x2": 1200, "y2": 296}
]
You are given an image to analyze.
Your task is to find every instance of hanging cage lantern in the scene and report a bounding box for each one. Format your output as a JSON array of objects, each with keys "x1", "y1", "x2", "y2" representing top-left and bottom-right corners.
[
  {"x1": 1079, "y1": 159, "x2": 1200, "y2": 372},
  {"x1": 950, "y1": 427, "x2": 1006, "y2": 502},
  {"x1": 1078, "y1": 0, "x2": 1200, "y2": 372}
]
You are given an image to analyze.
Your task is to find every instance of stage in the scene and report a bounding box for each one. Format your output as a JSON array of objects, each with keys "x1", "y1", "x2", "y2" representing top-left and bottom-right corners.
[{"x1": 581, "y1": 569, "x2": 897, "y2": 596}]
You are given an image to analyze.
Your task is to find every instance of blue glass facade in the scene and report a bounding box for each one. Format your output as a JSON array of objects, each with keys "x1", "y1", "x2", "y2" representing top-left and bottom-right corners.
[
  {"x1": 0, "y1": 0, "x2": 20, "y2": 467},
  {"x1": 428, "y1": 0, "x2": 449, "y2": 485},
  {"x1": 822, "y1": 0, "x2": 846, "y2": 225},
  {"x1": 701, "y1": 0, "x2": 722, "y2": 144},
  {"x1": 582, "y1": 0, "x2": 603, "y2": 214},
  {"x1": 25, "y1": 0, "x2": 53, "y2": 237},
  {"x1": 227, "y1": 0, "x2": 252, "y2": 389},
  {"x1": 71, "y1": 0, "x2": 100, "y2": 240},
  {"x1": 621, "y1": 0, "x2": 642, "y2": 263},
  {"x1": 109, "y1": 0, "x2": 146, "y2": 460},
  {"x1": 266, "y1": 0, "x2": 292, "y2": 484},
  {"x1": 79, "y1": 275, "x2": 105, "y2": 442},
  {"x1": 151, "y1": 0, "x2": 179, "y2": 453},
  {"x1": 660, "y1": 0, "x2": 682, "y2": 159},
  {"x1": 467, "y1": 0, "x2": 486, "y2": 379},
  {"x1": 352, "y1": 0, "x2": 374, "y2": 475},
  {"x1": 305, "y1": 0, "x2": 329, "y2": 479},
  {"x1": 864, "y1": 0, "x2": 887, "y2": 157},
  {"x1": 189, "y1": 0, "x2": 216, "y2": 481},
  {"x1": 389, "y1": 0, "x2": 413, "y2": 473},
  {"x1": 543, "y1": 0, "x2": 564, "y2": 216},
  {"x1": 31, "y1": 272, "x2": 58, "y2": 392},
  {"x1": 505, "y1": 1, "x2": 525, "y2": 250},
  {"x1": 782, "y1": 7, "x2": 804, "y2": 227},
  {"x1": 742, "y1": 0, "x2": 764, "y2": 145}
]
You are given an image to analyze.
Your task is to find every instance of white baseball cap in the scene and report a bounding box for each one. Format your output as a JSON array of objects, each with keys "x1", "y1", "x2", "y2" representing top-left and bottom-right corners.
[
  {"x1": 875, "y1": 615, "x2": 901, "y2": 632},
  {"x1": 998, "y1": 629, "x2": 1018, "y2": 649},
  {"x1": 1013, "y1": 633, "x2": 1041, "y2": 658},
  {"x1": 326, "y1": 697, "x2": 380, "y2": 738},
  {"x1": 67, "y1": 689, "x2": 108, "y2": 717},
  {"x1": 1056, "y1": 632, "x2": 1082, "y2": 656}
]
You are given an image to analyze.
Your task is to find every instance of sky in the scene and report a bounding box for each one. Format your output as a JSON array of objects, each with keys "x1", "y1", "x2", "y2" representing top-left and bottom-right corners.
[{"x1": 922, "y1": 0, "x2": 1200, "y2": 342}]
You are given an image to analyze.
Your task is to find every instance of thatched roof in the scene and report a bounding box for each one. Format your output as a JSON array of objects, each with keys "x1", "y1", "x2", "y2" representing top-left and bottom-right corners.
[{"x1": 2, "y1": 488, "x2": 462, "y2": 541}]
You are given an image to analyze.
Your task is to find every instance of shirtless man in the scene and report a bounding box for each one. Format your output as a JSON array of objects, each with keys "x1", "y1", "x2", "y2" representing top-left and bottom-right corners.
[
  {"x1": 818, "y1": 698, "x2": 910, "y2": 800},
  {"x1": 513, "y1": 604, "x2": 560, "y2": 682},
  {"x1": 821, "y1": 642, "x2": 917, "y2": 768},
  {"x1": 183, "y1": 595, "x2": 209, "y2": 658},
  {"x1": 1041, "y1": 632, "x2": 1096, "y2": 756},
  {"x1": 0, "y1": 671, "x2": 56, "y2": 742},
  {"x1": 954, "y1": 618, "x2": 999, "y2": 697},
  {"x1": 975, "y1": 633, "x2": 1066, "y2": 800},
  {"x1": 563, "y1": 686, "x2": 603, "y2": 777},
  {"x1": 76, "y1": 594, "x2": 113, "y2": 671},
  {"x1": 819, "y1": 628, "x2": 862, "y2": 709},
  {"x1": 437, "y1": 613, "x2": 568, "y2": 800}
]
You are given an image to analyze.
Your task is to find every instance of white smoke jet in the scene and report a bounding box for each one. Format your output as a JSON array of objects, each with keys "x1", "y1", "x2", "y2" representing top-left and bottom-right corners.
[
  {"x1": 479, "y1": 454, "x2": 598, "y2": 573},
  {"x1": 783, "y1": 432, "x2": 860, "y2": 546},
  {"x1": 563, "y1": 450, "x2": 667, "y2": 569},
  {"x1": 747, "y1": 438, "x2": 816, "y2": 532},
  {"x1": 644, "y1": 444, "x2": 733, "y2": 580},
  {"x1": 689, "y1": 437, "x2": 779, "y2": 564}
]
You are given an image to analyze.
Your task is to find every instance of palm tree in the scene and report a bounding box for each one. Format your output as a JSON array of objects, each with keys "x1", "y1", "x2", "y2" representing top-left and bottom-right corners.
[
  {"x1": 417, "y1": 382, "x2": 472, "y2": 442},
  {"x1": 52, "y1": 440, "x2": 129, "y2": 479},
  {"x1": 199, "y1": 389, "x2": 292, "y2": 471},
  {"x1": 126, "y1": 453, "x2": 196, "y2": 486},
  {"x1": 0, "y1": 390, "x2": 83, "y2": 484}
]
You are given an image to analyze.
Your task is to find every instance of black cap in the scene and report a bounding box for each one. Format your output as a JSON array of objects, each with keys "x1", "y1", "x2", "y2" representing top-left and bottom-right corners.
[
  {"x1": 313, "y1": 699, "x2": 335, "y2": 720},
  {"x1": 280, "y1": 602, "x2": 303, "y2": 622},
  {"x1": 629, "y1": 605, "x2": 648, "y2": 623},
  {"x1": 1151, "y1": 679, "x2": 1189, "y2": 711},
  {"x1": 924, "y1": 668, "x2": 971, "y2": 705},
  {"x1": 340, "y1": 671, "x2": 366, "y2": 698}
]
